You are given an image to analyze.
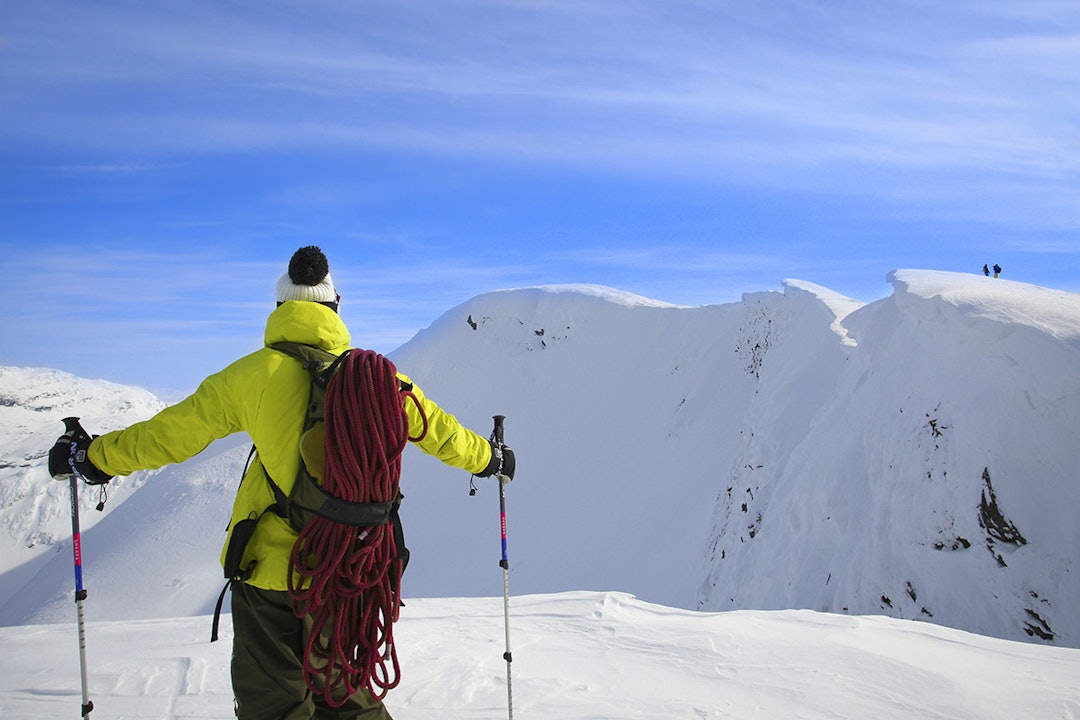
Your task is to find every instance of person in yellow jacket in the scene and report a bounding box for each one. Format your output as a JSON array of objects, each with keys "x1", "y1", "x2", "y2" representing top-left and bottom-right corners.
[{"x1": 54, "y1": 246, "x2": 515, "y2": 720}]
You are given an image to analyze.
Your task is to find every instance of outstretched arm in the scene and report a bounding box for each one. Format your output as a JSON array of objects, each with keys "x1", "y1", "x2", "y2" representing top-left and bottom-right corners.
[{"x1": 401, "y1": 374, "x2": 511, "y2": 478}]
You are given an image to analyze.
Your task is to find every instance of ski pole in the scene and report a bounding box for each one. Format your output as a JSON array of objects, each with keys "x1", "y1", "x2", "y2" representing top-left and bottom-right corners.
[
  {"x1": 56, "y1": 417, "x2": 95, "y2": 719},
  {"x1": 491, "y1": 415, "x2": 513, "y2": 720}
]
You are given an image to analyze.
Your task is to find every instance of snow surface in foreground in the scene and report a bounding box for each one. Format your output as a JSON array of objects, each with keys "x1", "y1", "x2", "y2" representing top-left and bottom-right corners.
[{"x1": 2, "y1": 592, "x2": 1077, "y2": 720}]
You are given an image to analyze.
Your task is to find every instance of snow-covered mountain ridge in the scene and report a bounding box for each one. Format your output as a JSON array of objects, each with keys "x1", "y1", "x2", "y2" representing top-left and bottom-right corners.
[
  {"x1": 0, "y1": 367, "x2": 167, "y2": 610},
  {"x1": 1, "y1": 270, "x2": 1077, "y2": 649}
]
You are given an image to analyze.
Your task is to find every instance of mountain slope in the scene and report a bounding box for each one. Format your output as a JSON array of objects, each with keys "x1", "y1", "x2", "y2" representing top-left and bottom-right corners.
[
  {"x1": 1, "y1": 270, "x2": 1077, "y2": 648},
  {"x1": 0, "y1": 367, "x2": 166, "y2": 611},
  {"x1": 392, "y1": 272, "x2": 1080, "y2": 646},
  {"x1": 698, "y1": 271, "x2": 1080, "y2": 645}
]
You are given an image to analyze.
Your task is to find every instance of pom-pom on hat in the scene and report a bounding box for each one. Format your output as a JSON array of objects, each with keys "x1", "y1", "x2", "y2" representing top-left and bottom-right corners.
[{"x1": 276, "y1": 246, "x2": 337, "y2": 305}]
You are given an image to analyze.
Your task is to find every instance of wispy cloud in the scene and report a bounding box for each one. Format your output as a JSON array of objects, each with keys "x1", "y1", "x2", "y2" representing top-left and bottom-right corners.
[
  {"x1": 6, "y1": 1, "x2": 1078, "y2": 191},
  {"x1": 0, "y1": 245, "x2": 274, "y2": 387},
  {"x1": 3, "y1": 1, "x2": 1079, "y2": 390},
  {"x1": 0, "y1": 240, "x2": 534, "y2": 391}
]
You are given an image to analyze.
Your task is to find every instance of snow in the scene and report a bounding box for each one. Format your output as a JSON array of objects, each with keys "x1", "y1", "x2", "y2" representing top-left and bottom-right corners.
[
  {"x1": 0, "y1": 366, "x2": 167, "y2": 611},
  {"x1": 781, "y1": 278, "x2": 863, "y2": 346},
  {"x1": 2, "y1": 268, "x2": 1079, "y2": 717},
  {"x1": 517, "y1": 283, "x2": 687, "y2": 308},
  {"x1": 888, "y1": 269, "x2": 1080, "y2": 347},
  {"x1": 2, "y1": 592, "x2": 1077, "y2": 719}
]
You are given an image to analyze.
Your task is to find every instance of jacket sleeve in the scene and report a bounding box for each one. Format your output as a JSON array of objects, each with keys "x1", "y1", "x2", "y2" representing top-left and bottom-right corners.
[
  {"x1": 401, "y1": 374, "x2": 492, "y2": 476},
  {"x1": 88, "y1": 364, "x2": 244, "y2": 477}
]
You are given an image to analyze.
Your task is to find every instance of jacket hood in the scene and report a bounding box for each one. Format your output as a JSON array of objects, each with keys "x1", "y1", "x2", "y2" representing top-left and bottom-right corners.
[{"x1": 264, "y1": 301, "x2": 351, "y2": 353}]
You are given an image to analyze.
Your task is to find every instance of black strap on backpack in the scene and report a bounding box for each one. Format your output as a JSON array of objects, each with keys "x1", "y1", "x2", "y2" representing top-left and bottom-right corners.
[{"x1": 211, "y1": 445, "x2": 263, "y2": 642}]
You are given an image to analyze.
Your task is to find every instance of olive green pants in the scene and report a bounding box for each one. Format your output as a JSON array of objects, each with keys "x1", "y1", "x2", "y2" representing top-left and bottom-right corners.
[{"x1": 231, "y1": 583, "x2": 393, "y2": 720}]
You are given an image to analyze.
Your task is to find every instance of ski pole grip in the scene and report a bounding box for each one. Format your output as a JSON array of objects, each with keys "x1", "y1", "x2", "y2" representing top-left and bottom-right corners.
[
  {"x1": 50, "y1": 417, "x2": 90, "y2": 481},
  {"x1": 492, "y1": 415, "x2": 505, "y2": 445}
]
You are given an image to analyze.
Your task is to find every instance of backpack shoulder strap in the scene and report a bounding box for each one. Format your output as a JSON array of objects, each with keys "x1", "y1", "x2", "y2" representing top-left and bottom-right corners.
[{"x1": 269, "y1": 342, "x2": 350, "y2": 434}]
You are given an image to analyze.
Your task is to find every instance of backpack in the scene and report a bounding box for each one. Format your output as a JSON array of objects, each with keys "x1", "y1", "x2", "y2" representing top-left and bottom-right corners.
[{"x1": 211, "y1": 342, "x2": 419, "y2": 643}]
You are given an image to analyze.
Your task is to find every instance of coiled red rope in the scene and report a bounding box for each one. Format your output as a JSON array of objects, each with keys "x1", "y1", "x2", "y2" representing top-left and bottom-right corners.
[{"x1": 287, "y1": 349, "x2": 427, "y2": 706}]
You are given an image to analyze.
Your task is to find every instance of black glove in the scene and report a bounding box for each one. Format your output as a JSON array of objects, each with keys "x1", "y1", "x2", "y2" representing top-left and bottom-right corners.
[
  {"x1": 477, "y1": 440, "x2": 516, "y2": 481},
  {"x1": 48, "y1": 417, "x2": 113, "y2": 485},
  {"x1": 498, "y1": 444, "x2": 515, "y2": 481}
]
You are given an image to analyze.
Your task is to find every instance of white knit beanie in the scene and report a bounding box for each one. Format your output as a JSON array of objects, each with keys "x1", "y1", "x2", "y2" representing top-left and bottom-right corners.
[{"x1": 276, "y1": 246, "x2": 337, "y2": 304}]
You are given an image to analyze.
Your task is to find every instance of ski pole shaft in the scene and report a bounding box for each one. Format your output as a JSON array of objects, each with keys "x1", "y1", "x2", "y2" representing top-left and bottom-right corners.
[
  {"x1": 62, "y1": 417, "x2": 94, "y2": 718},
  {"x1": 493, "y1": 415, "x2": 509, "y2": 569},
  {"x1": 69, "y1": 475, "x2": 93, "y2": 719},
  {"x1": 491, "y1": 415, "x2": 513, "y2": 720}
]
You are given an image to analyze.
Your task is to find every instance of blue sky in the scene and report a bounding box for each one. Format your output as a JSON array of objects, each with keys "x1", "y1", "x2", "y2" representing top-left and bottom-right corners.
[{"x1": 2, "y1": 1, "x2": 1078, "y2": 395}]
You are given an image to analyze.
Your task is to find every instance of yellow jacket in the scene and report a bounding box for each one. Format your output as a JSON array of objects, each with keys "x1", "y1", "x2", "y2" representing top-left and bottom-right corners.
[{"x1": 88, "y1": 301, "x2": 493, "y2": 590}]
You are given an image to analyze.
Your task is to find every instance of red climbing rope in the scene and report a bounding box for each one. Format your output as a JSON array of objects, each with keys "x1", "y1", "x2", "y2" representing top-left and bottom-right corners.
[{"x1": 287, "y1": 349, "x2": 427, "y2": 707}]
